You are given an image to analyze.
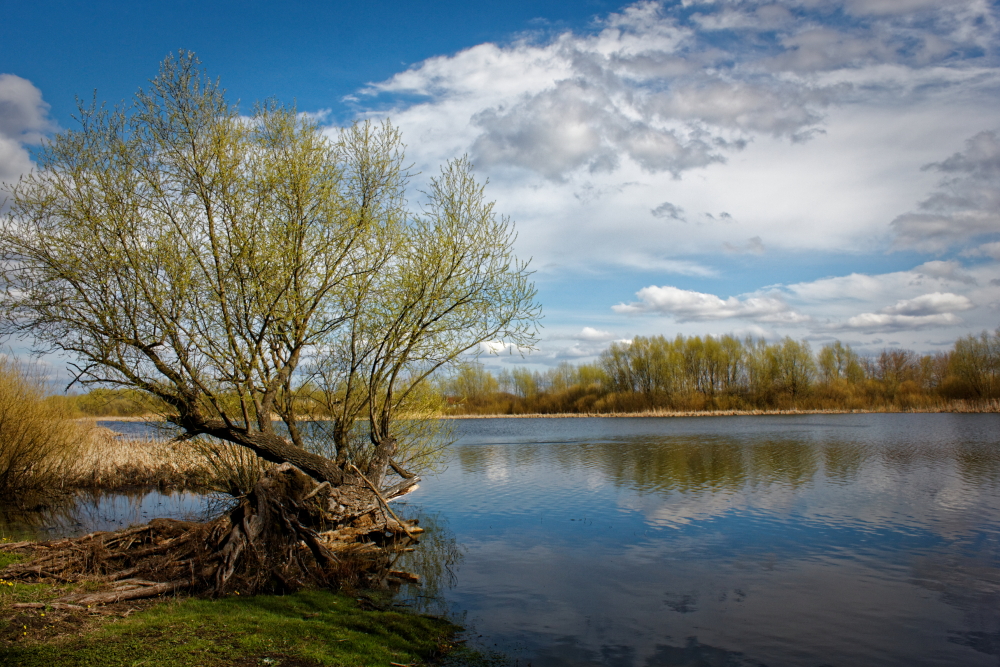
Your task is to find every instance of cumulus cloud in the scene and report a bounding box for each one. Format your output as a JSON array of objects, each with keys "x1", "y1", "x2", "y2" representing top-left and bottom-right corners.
[
  {"x1": 964, "y1": 241, "x2": 1000, "y2": 261},
  {"x1": 690, "y1": 4, "x2": 795, "y2": 31},
  {"x1": 470, "y1": 78, "x2": 729, "y2": 179},
  {"x1": 612, "y1": 285, "x2": 810, "y2": 323},
  {"x1": 843, "y1": 0, "x2": 954, "y2": 16},
  {"x1": 0, "y1": 74, "x2": 53, "y2": 183},
  {"x1": 364, "y1": 1, "x2": 892, "y2": 181},
  {"x1": 891, "y1": 130, "x2": 1000, "y2": 252},
  {"x1": 835, "y1": 291, "x2": 974, "y2": 332},
  {"x1": 349, "y1": 0, "x2": 1000, "y2": 276},
  {"x1": 915, "y1": 260, "x2": 977, "y2": 285},
  {"x1": 881, "y1": 292, "x2": 974, "y2": 315},
  {"x1": 574, "y1": 327, "x2": 618, "y2": 342},
  {"x1": 839, "y1": 312, "x2": 963, "y2": 332}
]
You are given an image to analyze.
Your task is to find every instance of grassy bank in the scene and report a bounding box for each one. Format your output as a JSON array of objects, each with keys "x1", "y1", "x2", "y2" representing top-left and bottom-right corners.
[{"x1": 0, "y1": 547, "x2": 473, "y2": 667}]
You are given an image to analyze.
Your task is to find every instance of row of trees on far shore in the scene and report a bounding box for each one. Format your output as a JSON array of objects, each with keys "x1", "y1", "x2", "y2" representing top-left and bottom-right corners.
[
  {"x1": 54, "y1": 329, "x2": 1000, "y2": 417},
  {"x1": 438, "y1": 329, "x2": 1000, "y2": 414}
]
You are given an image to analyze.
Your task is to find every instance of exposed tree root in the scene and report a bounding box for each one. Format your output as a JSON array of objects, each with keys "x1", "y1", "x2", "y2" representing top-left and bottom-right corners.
[{"x1": 1, "y1": 464, "x2": 423, "y2": 605}]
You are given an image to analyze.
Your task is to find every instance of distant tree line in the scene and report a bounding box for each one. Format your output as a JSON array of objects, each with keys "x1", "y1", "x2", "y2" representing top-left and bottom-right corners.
[
  {"x1": 438, "y1": 330, "x2": 1000, "y2": 414},
  {"x1": 57, "y1": 330, "x2": 1000, "y2": 417}
]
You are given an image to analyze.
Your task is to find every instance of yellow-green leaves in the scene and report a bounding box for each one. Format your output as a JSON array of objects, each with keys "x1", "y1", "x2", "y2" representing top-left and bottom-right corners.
[{"x1": 0, "y1": 52, "x2": 539, "y2": 484}]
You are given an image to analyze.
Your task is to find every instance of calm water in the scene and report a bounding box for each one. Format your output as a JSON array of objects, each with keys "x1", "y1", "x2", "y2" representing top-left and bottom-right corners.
[
  {"x1": 0, "y1": 489, "x2": 215, "y2": 539},
  {"x1": 395, "y1": 414, "x2": 1000, "y2": 667},
  {"x1": 6, "y1": 414, "x2": 1000, "y2": 666}
]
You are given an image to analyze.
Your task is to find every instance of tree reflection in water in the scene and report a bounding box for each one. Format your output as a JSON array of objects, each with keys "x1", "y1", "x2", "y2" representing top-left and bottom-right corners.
[
  {"x1": 455, "y1": 432, "x2": 1000, "y2": 496},
  {"x1": 389, "y1": 507, "x2": 464, "y2": 616},
  {"x1": 0, "y1": 488, "x2": 216, "y2": 540}
]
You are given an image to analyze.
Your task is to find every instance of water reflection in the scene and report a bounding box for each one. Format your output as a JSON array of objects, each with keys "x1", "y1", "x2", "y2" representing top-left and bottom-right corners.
[
  {"x1": 10, "y1": 414, "x2": 1000, "y2": 666},
  {"x1": 527, "y1": 636, "x2": 766, "y2": 667},
  {"x1": 0, "y1": 488, "x2": 217, "y2": 540},
  {"x1": 391, "y1": 508, "x2": 465, "y2": 617},
  {"x1": 418, "y1": 415, "x2": 1000, "y2": 667},
  {"x1": 456, "y1": 426, "x2": 1000, "y2": 500}
]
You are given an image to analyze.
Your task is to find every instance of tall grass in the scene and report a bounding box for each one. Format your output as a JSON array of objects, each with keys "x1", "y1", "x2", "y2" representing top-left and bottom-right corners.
[
  {"x1": 192, "y1": 437, "x2": 272, "y2": 497},
  {"x1": 63, "y1": 427, "x2": 272, "y2": 495},
  {"x1": 0, "y1": 358, "x2": 82, "y2": 501}
]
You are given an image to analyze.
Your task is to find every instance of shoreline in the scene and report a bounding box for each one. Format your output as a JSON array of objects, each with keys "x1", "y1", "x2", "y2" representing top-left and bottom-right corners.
[
  {"x1": 75, "y1": 404, "x2": 1000, "y2": 423},
  {"x1": 438, "y1": 405, "x2": 1000, "y2": 419}
]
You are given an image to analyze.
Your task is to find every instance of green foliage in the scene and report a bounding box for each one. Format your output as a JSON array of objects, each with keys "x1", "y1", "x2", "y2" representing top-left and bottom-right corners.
[
  {"x1": 59, "y1": 388, "x2": 168, "y2": 417},
  {"x1": 818, "y1": 341, "x2": 864, "y2": 384},
  {"x1": 443, "y1": 362, "x2": 500, "y2": 407},
  {"x1": 440, "y1": 330, "x2": 1000, "y2": 414},
  {"x1": 948, "y1": 329, "x2": 1000, "y2": 399},
  {"x1": 0, "y1": 52, "x2": 539, "y2": 484},
  {"x1": 0, "y1": 551, "x2": 24, "y2": 570}
]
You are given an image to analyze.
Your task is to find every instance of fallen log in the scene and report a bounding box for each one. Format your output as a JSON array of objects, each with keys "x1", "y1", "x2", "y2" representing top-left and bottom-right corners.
[{"x1": 63, "y1": 580, "x2": 190, "y2": 606}]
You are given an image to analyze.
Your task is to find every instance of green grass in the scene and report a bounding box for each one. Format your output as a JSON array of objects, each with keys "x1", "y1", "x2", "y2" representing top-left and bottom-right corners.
[
  {"x1": 0, "y1": 551, "x2": 24, "y2": 570},
  {"x1": 2, "y1": 589, "x2": 465, "y2": 666}
]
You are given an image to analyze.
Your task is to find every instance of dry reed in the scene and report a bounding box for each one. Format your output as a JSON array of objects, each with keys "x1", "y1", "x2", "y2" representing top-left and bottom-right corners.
[
  {"x1": 60, "y1": 426, "x2": 215, "y2": 489},
  {"x1": 57, "y1": 425, "x2": 272, "y2": 494},
  {"x1": 0, "y1": 358, "x2": 82, "y2": 499}
]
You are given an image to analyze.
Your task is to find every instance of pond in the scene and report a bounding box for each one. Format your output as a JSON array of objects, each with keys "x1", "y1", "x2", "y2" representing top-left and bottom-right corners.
[{"x1": 5, "y1": 413, "x2": 1000, "y2": 666}]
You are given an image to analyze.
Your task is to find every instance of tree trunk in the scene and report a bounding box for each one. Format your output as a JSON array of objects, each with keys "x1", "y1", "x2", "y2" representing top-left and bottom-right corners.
[{"x1": 177, "y1": 414, "x2": 349, "y2": 486}]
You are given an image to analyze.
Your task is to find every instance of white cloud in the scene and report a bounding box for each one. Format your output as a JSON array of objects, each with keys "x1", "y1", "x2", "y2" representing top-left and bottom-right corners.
[
  {"x1": 348, "y1": 0, "x2": 999, "y2": 278},
  {"x1": 715, "y1": 262, "x2": 1000, "y2": 342},
  {"x1": 363, "y1": 2, "x2": 851, "y2": 182},
  {"x1": 691, "y1": 4, "x2": 795, "y2": 31},
  {"x1": 963, "y1": 241, "x2": 1000, "y2": 260},
  {"x1": 891, "y1": 130, "x2": 1000, "y2": 252},
  {"x1": 838, "y1": 311, "x2": 963, "y2": 333},
  {"x1": 914, "y1": 260, "x2": 977, "y2": 285},
  {"x1": 615, "y1": 256, "x2": 718, "y2": 276},
  {"x1": 574, "y1": 326, "x2": 617, "y2": 342},
  {"x1": 843, "y1": 0, "x2": 959, "y2": 16},
  {"x1": 880, "y1": 292, "x2": 974, "y2": 316},
  {"x1": 0, "y1": 74, "x2": 53, "y2": 183},
  {"x1": 613, "y1": 285, "x2": 810, "y2": 323}
]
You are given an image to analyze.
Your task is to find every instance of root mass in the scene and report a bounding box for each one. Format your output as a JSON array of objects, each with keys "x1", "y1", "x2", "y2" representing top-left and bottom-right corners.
[{"x1": 1, "y1": 464, "x2": 423, "y2": 605}]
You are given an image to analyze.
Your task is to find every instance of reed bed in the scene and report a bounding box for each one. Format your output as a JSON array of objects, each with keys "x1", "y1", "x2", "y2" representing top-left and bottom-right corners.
[
  {"x1": 63, "y1": 426, "x2": 208, "y2": 489},
  {"x1": 54, "y1": 426, "x2": 269, "y2": 494}
]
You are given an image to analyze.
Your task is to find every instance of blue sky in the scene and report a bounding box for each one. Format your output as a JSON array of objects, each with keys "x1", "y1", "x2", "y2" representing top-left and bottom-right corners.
[{"x1": 3, "y1": 0, "x2": 1000, "y2": 375}]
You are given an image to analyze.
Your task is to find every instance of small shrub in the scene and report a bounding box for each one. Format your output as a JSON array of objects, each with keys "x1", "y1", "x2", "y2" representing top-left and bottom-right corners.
[{"x1": 0, "y1": 358, "x2": 82, "y2": 501}]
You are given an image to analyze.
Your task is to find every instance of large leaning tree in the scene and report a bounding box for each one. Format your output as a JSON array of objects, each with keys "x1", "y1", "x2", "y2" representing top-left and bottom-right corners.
[{"x1": 0, "y1": 52, "x2": 539, "y2": 598}]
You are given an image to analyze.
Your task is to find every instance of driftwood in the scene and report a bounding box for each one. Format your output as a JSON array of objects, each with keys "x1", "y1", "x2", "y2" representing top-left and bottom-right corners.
[{"x1": 0, "y1": 463, "x2": 422, "y2": 605}]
